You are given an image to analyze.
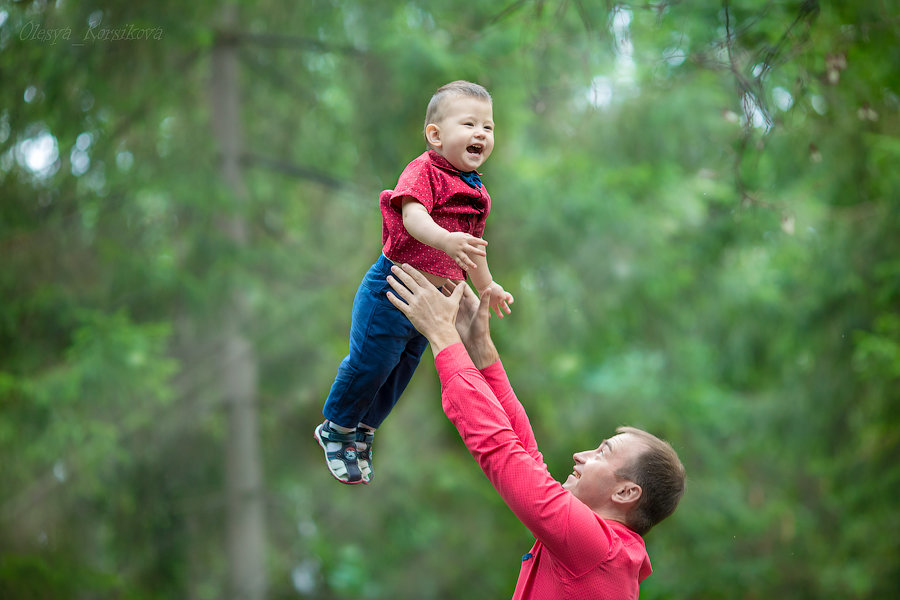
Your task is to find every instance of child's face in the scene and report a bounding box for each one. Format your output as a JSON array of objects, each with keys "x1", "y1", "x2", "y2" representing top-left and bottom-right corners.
[{"x1": 426, "y1": 96, "x2": 494, "y2": 172}]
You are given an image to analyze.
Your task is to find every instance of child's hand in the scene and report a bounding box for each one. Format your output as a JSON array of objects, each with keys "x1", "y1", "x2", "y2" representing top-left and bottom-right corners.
[
  {"x1": 442, "y1": 232, "x2": 488, "y2": 272},
  {"x1": 479, "y1": 281, "x2": 514, "y2": 318}
]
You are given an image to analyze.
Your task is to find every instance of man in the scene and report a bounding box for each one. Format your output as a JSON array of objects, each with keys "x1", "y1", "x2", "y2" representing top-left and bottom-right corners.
[{"x1": 386, "y1": 264, "x2": 685, "y2": 600}]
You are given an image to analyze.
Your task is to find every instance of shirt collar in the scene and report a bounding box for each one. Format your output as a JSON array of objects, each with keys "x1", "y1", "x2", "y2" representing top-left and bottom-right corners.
[
  {"x1": 426, "y1": 150, "x2": 483, "y2": 189},
  {"x1": 426, "y1": 149, "x2": 481, "y2": 177}
]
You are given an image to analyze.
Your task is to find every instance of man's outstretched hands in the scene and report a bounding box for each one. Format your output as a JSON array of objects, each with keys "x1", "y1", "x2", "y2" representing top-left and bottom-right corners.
[
  {"x1": 443, "y1": 280, "x2": 499, "y2": 369},
  {"x1": 386, "y1": 264, "x2": 464, "y2": 356}
]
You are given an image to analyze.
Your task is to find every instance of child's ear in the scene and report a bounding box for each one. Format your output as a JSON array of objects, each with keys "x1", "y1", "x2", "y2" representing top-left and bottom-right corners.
[{"x1": 425, "y1": 123, "x2": 442, "y2": 148}]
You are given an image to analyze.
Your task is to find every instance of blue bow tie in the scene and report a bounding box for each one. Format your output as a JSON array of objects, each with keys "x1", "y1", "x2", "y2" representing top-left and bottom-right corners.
[{"x1": 458, "y1": 170, "x2": 482, "y2": 189}]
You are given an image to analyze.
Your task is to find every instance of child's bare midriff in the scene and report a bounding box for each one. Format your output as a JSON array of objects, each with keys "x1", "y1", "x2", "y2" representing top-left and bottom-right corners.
[
  {"x1": 419, "y1": 267, "x2": 456, "y2": 290},
  {"x1": 391, "y1": 259, "x2": 455, "y2": 290}
]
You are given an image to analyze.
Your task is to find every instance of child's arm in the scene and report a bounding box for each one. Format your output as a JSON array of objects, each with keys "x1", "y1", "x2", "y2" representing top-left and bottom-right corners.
[
  {"x1": 468, "y1": 253, "x2": 514, "y2": 318},
  {"x1": 401, "y1": 198, "x2": 487, "y2": 272}
]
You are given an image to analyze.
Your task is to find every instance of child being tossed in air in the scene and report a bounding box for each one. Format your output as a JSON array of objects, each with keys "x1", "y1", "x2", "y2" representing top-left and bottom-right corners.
[{"x1": 315, "y1": 80, "x2": 514, "y2": 484}]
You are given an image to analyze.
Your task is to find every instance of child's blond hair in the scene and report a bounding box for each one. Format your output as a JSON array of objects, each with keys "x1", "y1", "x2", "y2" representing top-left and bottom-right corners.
[{"x1": 424, "y1": 80, "x2": 492, "y2": 135}]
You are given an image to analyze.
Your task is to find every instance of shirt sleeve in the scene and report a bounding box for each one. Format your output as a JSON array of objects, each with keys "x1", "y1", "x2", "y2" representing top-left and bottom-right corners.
[
  {"x1": 435, "y1": 343, "x2": 617, "y2": 576},
  {"x1": 478, "y1": 360, "x2": 542, "y2": 466},
  {"x1": 390, "y1": 157, "x2": 436, "y2": 212}
]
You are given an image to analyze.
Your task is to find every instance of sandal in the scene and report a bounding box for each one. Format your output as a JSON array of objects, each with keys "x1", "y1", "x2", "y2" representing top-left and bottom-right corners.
[
  {"x1": 356, "y1": 428, "x2": 375, "y2": 484},
  {"x1": 314, "y1": 421, "x2": 363, "y2": 484}
]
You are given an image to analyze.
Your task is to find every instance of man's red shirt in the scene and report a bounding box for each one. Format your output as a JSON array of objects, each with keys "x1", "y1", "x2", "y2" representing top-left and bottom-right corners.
[{"x1": 436, "y1": 344, "x2": 653, "y2": 599}]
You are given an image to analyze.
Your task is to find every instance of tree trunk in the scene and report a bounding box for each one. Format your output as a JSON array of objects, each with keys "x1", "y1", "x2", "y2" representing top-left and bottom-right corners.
[{"x1": 211, "y1": 5, "x2": 267, "y2": 600}]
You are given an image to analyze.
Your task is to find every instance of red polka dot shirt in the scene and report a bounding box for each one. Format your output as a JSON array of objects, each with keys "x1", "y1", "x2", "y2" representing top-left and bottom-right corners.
[{"x1": 381, "y1": 149, "x2": 491, "y2": 281}]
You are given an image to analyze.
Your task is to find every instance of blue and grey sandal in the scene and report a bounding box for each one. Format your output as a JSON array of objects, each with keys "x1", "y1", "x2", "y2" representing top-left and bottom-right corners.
[
  {"x1": 356, "y1": 428, "x2": 375, "y2": 484},
  {"x1": 314, "y1": 421, "x2": 363, "y2": 484}
]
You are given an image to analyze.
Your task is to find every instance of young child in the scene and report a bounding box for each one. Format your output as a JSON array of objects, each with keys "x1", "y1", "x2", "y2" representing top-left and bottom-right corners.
[{"x1": 315, "y1": 80, "x2": 514, "y2": 484}]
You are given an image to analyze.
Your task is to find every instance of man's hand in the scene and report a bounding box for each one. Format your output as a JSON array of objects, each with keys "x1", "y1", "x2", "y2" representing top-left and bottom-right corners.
[
  {"x1": 386, "y1": 264, "x2": 464, "y2": 356},
  {"x1": 443, "y1": 281, "x2": 500, "y2": 369},
  {"x1": 441, "y1": 231, "x2": 488, "y2": 272}
]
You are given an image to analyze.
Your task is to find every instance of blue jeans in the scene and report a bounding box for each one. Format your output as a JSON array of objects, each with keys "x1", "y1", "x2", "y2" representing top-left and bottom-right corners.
[{"x1": 323, "y1": 254, "x2": 429, "y2": 429}]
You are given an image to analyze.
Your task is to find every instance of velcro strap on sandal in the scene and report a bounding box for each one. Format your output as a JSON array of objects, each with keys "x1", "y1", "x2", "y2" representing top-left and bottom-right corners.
[{"x1": 320, "y1": 424, "x2": 356, "y2": 443}]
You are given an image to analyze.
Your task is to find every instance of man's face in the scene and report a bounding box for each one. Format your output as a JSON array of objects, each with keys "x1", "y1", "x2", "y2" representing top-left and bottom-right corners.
[
  {"x1": 562, "y1": 432, "x2": 646, "y2": 509},
  {"x1": 428, "y1": 96, "x2": 494, "y2": 172}
]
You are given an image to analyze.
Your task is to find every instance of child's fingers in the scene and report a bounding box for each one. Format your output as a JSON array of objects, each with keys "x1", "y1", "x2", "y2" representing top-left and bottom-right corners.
[
  {"x1": 463, "y1": 245, "x2": 487, "y2": 260},
  {"x1": 489, "y1": 297, "x2": 502, "y2": 319},
  {"x1": 488, "y1": 294, "x2": 512, "y2": 319}
]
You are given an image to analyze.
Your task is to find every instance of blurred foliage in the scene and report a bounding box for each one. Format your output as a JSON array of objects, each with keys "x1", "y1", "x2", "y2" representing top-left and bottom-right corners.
[{"x1": 1, "y1": 0, "x2": 898, "y2": 598}]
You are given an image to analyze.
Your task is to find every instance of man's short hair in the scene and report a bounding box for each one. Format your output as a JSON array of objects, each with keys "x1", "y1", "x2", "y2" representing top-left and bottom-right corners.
[
  {"x1": 424, "y1": 80, "x2": 492, "y2": 130},
  {"x1": 615, "y1": 426, "x2": 686, "y2": 536}
]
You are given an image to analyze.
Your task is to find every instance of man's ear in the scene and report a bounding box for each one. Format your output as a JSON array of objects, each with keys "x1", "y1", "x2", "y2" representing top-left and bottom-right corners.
[
  {"x1": 425, "y1": 123, "x2": 441, "y2": 148},
  {"x1": 612, "y1": 482, "x2": 642, "y2": 506}
]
